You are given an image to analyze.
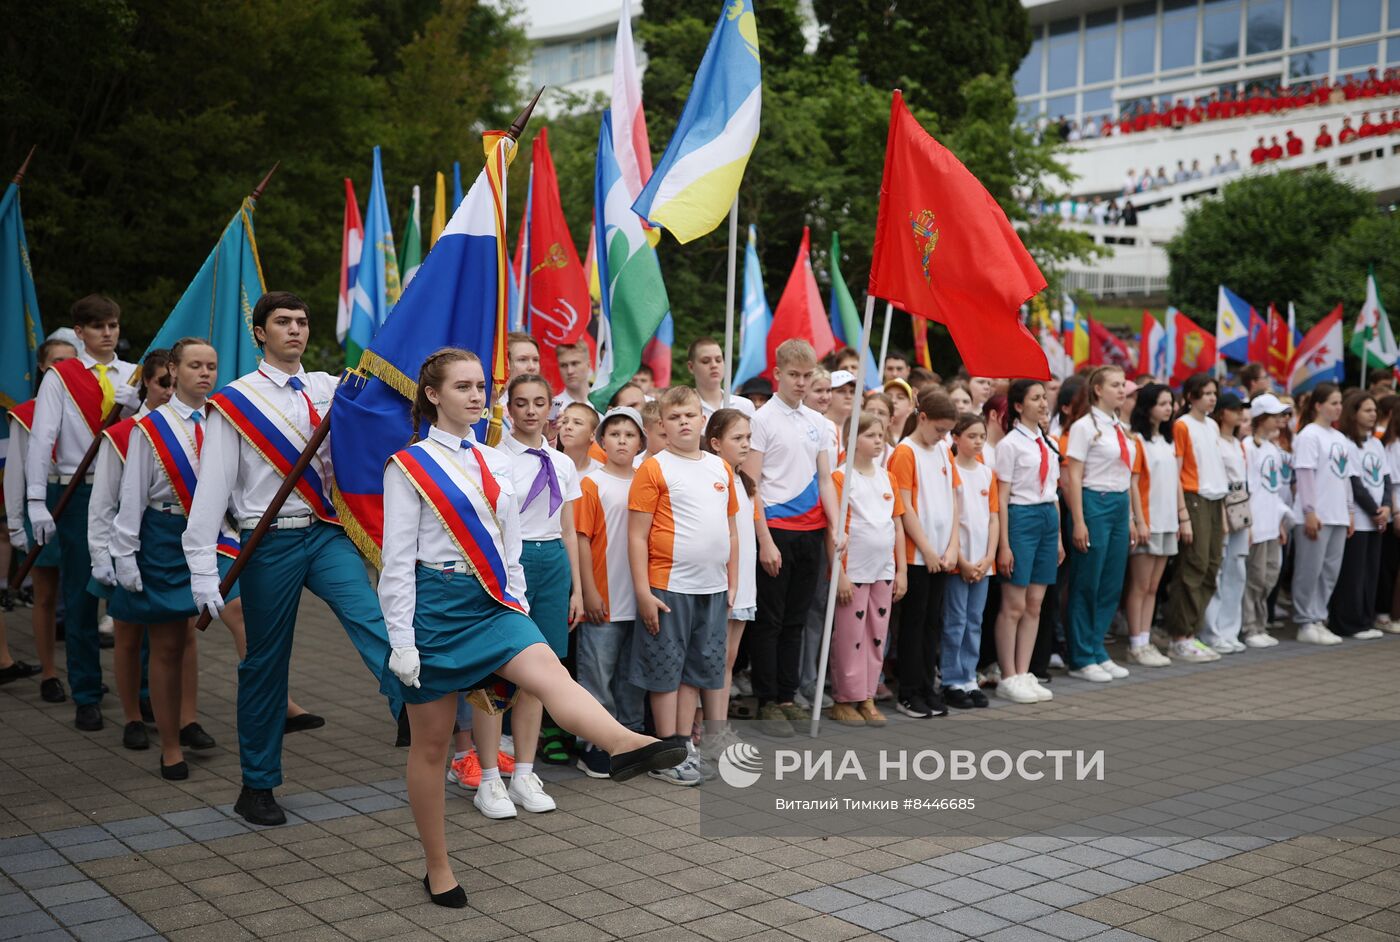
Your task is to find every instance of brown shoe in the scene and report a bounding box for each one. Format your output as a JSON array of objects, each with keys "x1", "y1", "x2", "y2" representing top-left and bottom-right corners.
[
  {"x1": 829, "y1": 702, "x2": 866, "y2": 727},
  {"x1": 857, "y1": 699, "x2": 887, "y2": 727}
]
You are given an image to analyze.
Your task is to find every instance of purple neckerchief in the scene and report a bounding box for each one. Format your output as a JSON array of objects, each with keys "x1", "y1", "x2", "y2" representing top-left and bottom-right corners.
[{"x1": 523, "y1": 447, "x2": 563, "y2": 516}]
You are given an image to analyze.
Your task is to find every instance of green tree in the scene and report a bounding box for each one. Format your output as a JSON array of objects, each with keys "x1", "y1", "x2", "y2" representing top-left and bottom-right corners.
[
  {"x1": 1166, "y1": 170, "x2": 1374, "y2": 329},
  {"x1": 1303, "y1": 212, "x2": 1400, "y2": 322}
]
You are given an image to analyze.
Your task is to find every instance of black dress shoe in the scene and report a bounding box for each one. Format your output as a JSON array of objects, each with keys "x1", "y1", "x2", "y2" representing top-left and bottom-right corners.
[
  {"x1": 179, "y1": 723, "x2": 216, "y2": 750},
  {"x1": 942, "y1": 687, "x2": 975, "y2": 710},
  {"x1": 75, "y1": 704, "x2": 103, "y2": 732},
  {"x1": 284, "y1": 713, "x2": 325, "y2": 734},
  {"x1": 40, "y1": 678, "x2": 67, "y2": 703},
  {"x1": 234, "y1": 786, "x2": 287, "y2": 826},
  {"x1": 423, "y1": 874, "x2": 467, "y2": 909},
  {"x1": 140, "y1": 698, "x2": 155, "y2": 723},
  {"x1": 395, "y1": 708, "x2": 411, "y2": 747},
  {"x1": 122, "y1": 720, "x2": 149, "y2": 750},
  {"x1": 160, "y1": 760, "x2": 189, "y2": 781},
  {"x1": 0, "y1": 660, "x2": 38, "y2": 684},
  {"x1": 969, "y1": 689, "x2": 990, "y2": 708},
  {"x1": 924, "y1": 691, "x2": 949, "y2": 717},
  {"x1": 609, "y1": 739, "x2": 688, "y2": 782}
]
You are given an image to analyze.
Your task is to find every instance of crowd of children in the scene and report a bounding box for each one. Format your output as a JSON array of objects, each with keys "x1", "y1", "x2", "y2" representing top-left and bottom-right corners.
[{"x1": 6, "y1": 293, "x2": 1400, "y2": 908}]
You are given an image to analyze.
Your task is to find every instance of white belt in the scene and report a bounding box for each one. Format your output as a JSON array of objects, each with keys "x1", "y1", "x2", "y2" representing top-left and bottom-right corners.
[
  {"x1": 419, "y1": 559, "x2": 469, "y2": 573},
  {"x1": 148, "y1": 501, "x2": 186, "y2": 516},
  {"x1": 238, "y1": 514, "x2": 312, "y2": 530},
  {"x1": 48, "y1": 473, "x2": 94, "y2": 485}
]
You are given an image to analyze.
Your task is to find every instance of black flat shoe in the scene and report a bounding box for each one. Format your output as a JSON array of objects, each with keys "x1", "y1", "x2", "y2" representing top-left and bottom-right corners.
[
  {"x1": 160, "y1": 760, "x2": 188, "y2": 781},
  {"x1": 179, "y1": 722, "x2": 216, "y2": 750},
  {"x1": 423, "y1": 875, "x2": 467, "y2": 909},
  {"x1": 140, "y1": 698, "x2": 155, "y2": 723},
  {"x1": 234, "y1": 786, "x2": 286, "y2": 827},
  {"x1": 969, "y1": 689, "x2": 990, "y2": 708},
  {"x1": 0, "y1": 661, "x2": 38, "y2": 684},
  {"x1": 942, "y1": 688, "x2": 975, "y2": 710},
  {"x1": 284, "y1": 713, "x2": 325, "y2": 734},
  {"x1": 122, "y1": 720, "x2": 149, "y2": 750},
  {"x1": 75, "y1": 704, "x2": 103, "y2": 732},
  {"x1": 609, "y1": 740, "x2": 688, "y2": 782},
  {"x1": 40, "y1": 678, "x2": 66, "y2": 703}
]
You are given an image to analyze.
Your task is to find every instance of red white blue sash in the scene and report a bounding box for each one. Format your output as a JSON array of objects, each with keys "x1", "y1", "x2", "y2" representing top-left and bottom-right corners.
[
  {"x1": 102, "y1": 417, "x2": 140, "y2": 463},
  {"x1": 209, "y1": 382, "x2": 339, "y2": 525},
  {"x1": 391, "y1": 442, "x2": 524, "y2": 614},
  {"x1": 137, "y1": 407, "x2": 200, "y2": 514},
  {"x1": 51, "y1": 358, "x2": 104, "y2": 435}
]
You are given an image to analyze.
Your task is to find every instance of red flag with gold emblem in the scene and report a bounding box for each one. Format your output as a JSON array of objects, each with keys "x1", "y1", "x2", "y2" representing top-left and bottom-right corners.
[{"x1": 868, "y1": 91, "x2": 1049, "y2": 379}]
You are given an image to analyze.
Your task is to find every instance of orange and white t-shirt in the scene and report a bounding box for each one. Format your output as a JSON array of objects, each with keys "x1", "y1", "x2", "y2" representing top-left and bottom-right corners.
[
  {"x1": 574, "y1": 468, "x2": 636, "y2": 622},
  {"x1": 629, "y1": 449, "x2": 738, "y2": 594},
  {"x1": 832, "y1": 466, "x2": 905, "y2": 583},
  {"x1": 888, "y1": 437, "x2": 958, "y2": 566},
  {"x1": 1174, "y1": 414, "x2": 1228, "y2": 499},
  {"x1": 953, "y1": 460, "x2": 998, "y2": 562}
]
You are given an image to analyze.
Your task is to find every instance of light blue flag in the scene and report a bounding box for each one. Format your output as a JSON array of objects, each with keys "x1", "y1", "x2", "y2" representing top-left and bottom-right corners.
[
  {"x1": 733, "y1": 224, "x2": 771, "y2": 387},
  {"x1": 346, "y1": 146, "x2": 401, "y2": 367},
  {"x1": 0, "y1": 180, "x2": 44, "y2": 423},
  {"x1": 142, "y1": 197, "x2": 265, "y2": 389},
  {"x1": 453, "y1": 162, "x2": 464, "y2": 209}
]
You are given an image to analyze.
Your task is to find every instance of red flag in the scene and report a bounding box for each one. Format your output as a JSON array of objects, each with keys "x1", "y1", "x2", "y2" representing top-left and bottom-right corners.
[
  {"x1": 1246, "y1": 305, "x2": 1268, "y2": 364},
  {"x1": 911, "y1": 312, "x2": 931, "y2": 370},
  {"x1": 868, "y1": 91, "x2": 1049, "y2": 380},
  {"x1": 513, "y1": 127, "x2": 590, "y2": 391},
  {"x1": 1168, "y1": 308, "x2": 1217, "y2": 385},
  {"x1": 1088, "y1": 316, "x2": 1132, "y2": 370},
  {"x1": 765, "y1": 226, "x2": 835, "y2": 378},
  {"x1": 1137, "y1": 310, "x2": 1165, "y2": 379},
  {"x1": 1265, "y1": 303, "x2": 1290, "y2": 384}
]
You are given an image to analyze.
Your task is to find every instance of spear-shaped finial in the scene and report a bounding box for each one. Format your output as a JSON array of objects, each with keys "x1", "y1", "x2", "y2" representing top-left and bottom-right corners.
[
  {"x1": 507, "y1": 87, "x2": 546, "y2": 142},
  {"x1": 12, "y1": 146, "x2": 36, "y2": 186},
  {"x1": 250, "y1": 162, "x2": 281, "y2": 202}
]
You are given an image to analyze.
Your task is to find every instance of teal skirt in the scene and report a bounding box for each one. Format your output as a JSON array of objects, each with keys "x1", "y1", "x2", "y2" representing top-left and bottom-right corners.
[
  {"x1": 108, "y1": 510, "x2": 240, "y2": 623},
  {"x1": 25, "y1": 482, "x2": 63, "y2": 568},
  {"x1": 381, "y1": 564, "x2": 547, "y2": 705},
  {"x1": 522, "y1": 539, "x2": 570, "y2": 657}
]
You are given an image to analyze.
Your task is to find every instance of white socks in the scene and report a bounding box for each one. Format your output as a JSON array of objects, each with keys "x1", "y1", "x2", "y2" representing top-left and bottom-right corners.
[
  {"x1": 480, "y1": 766, "x2": 502, "y2": 785},
  {"x1": 1129, "y1": 633, "x2": 1149, "y2": 649},
  {"x1": 515, "y1": 762, "x2": 534, "y2": 779}
]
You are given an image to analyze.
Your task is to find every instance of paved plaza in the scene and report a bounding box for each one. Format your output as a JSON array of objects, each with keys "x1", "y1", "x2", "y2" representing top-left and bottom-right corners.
[{"x1": 4, "y1": 594, "x2": 1400, "y2": 942}]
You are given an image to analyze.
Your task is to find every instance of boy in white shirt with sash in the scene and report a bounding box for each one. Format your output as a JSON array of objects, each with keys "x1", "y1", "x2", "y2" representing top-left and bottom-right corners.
[
  {"x1": 25, "y1": 295, "x2": 140, "y2": 732},
  {"x1": 182, "y1": 291, "x2": 400, "y2": 827}
]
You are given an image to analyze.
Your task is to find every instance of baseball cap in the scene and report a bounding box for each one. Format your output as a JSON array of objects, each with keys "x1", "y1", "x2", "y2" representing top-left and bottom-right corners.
[
  {"x1": 1217, "y1": 392, "x2": 1245, "y2": 412},
  {"x1": 1249, "y1": 393, "x2": 1290, "y2": 418},
  {"x1": 830, "y1": 369, "x2": 857, "y2": 389},
  {"x1": 596, "y1": 406, "x2": 647, "y2": 450}
]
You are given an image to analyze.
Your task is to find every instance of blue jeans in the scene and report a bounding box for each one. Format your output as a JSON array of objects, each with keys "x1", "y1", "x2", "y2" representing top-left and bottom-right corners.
[
  {"x1": 576, "y1": 620, "x2": 646, "y2": 732},
  {"x1": 942, "y1": 576, "x2": 990, "y2": 689},
  {"x1": 1066, "y1": 490, "x2": 1129, "y2": 670}
]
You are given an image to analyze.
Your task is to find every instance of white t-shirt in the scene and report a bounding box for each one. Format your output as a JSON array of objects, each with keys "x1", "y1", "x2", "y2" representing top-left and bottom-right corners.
[
  {"x1": 575, "y1": 469, "x2": 636, "y2": 621},
  {"x1": 1174, "y1": 414, "x2": 1228, "y2": 500},
  {"x1": 700, "y1": 393, "x2": 755, "y2": 420},
  {"x1": 629, "y1": 449, "x2": 737, "y2": 594},
  {"x1": 889, "y1": 437, "x2": 957, "y2": 565},
  {"x1": 833, "y1": 465, "x2": 903, "y2": 583},
  {"x1": 1245, "y1": 438, "x2": 1288, "y2": 544},
  {"x1": 733, "y1": 481, "x2": 758, "y2": 611},
  {"x1": 1220, "y1": 434, "x2": 1246, "y2": 488},
  {"x1": 1352, "y1": 435, "x2": 1388, "y2": 532},
  {"x1": 1291, "y1": 424, "x2": 1354, "y2": 527},
  {"x1": 1065, "y1": 408, "x2": 1135, "y2": 493},
  {"x1": 1135, "y1": 433, "x2": 1179, "y2": 533},
  {"x1": 498, "y1": 435, "x2": 583, "y2": 541},
  {"x1": 954, "y1": 460, "x2": 998, "y2": 564},
  {"x1": 994, "y1": 423, "x2": 1059, "y2": 505},
  {"x1": 750, "y1": 396, "x2": 827, "y2": 531},
  {"x1": 1387, "y1": 438, "x2": 1400, "y2": 508}
]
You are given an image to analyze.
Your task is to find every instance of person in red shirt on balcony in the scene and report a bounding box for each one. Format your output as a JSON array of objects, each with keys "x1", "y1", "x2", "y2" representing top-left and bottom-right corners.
[
  {"x1": 1188, "y1": 98, "x2": 1205, "y2": 123},
  {"x1": 1266, "y1": 136, "x2": 1284, "y2": 160},
  {"x1": 1358, "y1": 112, "x2": 1377, "y2": 137},
  {"x1": 1250, "y1": 137, "x2": 1269, "y2": 165},
  {"x1": 1284, "y1": 130, "x2": 1303, "y2": 157},
  {"x1": 1343, "y1": 77, "x2": 1361, "y2": 101},
  {"x1": 1315, "y1": 124, "x2": 1334, "y2": 150},
  {"x1": 1362, "y1": 68, "x2": 1381, "y2": 98},
  {"x1": 1171, "y1": 98, "x2": 1189, "y2": 127},
  {"x1": 1339, "y1": 118, "x2": 1358, "y2": 144}
]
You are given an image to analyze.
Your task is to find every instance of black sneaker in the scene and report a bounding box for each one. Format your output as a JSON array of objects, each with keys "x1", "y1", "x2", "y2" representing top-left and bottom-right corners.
[
  {"x1": 925, "y1": 691, "x2": 948, "y2": 717},
  {"x1": 968, "y1": 689, "x2": 990, "y2": 708},
  {"x1": 942, "y1": 687, "x2": 974, "y2": 710},
  {"x1": 18, "y1": 586, "x2": 34, "y2": 607},
  {"x1": 179, "y1": 722, "x2": 216, "y2": 750},
  {"x1": 234, "y1": 786, "x2": 287, "y2": 826},
  {"x1": 75, "y1": 704, "x2": 103, "y2": 732},
  {"x1": 139, "y1": 698, "x2": 155, "y2": 724},
  {"x1": 122, "y1": 720, "x2": 149, "y2": 750},
  {"x1": 575, "y1": 745, "x2": 611, "y2": 779},
  {"x1": 40, "y1": 677, "x2": 66, "y2": 703},
  {"x1": 0, "y1": 588, "x2": 14, "y2": 611},
  {"x1": 896, "y1": 697, "x2": 932, "y2": 719}
]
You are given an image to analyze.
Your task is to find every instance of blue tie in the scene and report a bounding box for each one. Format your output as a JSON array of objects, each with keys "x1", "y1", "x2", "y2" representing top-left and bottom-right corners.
[{"x1": 287, "y1": 375, "x2": 304, "y2": 392}]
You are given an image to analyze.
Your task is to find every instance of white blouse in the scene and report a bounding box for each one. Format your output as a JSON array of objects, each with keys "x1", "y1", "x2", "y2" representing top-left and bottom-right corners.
[{"x1": 111, "y1": 400, "x2": 201, "y2": 560}]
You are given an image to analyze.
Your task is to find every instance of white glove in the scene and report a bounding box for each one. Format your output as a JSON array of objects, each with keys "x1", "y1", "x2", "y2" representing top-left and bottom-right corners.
[
  {"x1": 389, "y1": 647, "x2": 422, "y2": 689},
  {"x1": 112, "y1": 381, "x2": 141, "y2": 412},
  {"x1": 191, "y1": 573, "x2": 225, "y2": 619},
  {"x1": 92, "y1": 553, "x2": 116, "y2": 587},
  {"x1": 26, "y1": 500, "x2": 55, "y2": 546},
  {"x1": 114, "y1": 555, "x2": 143, "y2": 593},
  {"x1": 8, "y1": 527, "x2": 28, "y2": 552}
]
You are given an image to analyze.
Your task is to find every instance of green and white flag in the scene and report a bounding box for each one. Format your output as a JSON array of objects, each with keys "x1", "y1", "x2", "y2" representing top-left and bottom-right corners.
[
  {"x1": 399, "y1": 184, "x2": 423, "y2": 290},
  {"x1": 1350, "y1": 266, "x2": 1396, "y2": 370}
]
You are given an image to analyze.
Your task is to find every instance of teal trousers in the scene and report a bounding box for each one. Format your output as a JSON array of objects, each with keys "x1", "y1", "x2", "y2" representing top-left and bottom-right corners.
[
  {"x1": 1066, "y1": 489, "x2": 1129, "y2": 670},
  {"x1": 53, "y1": 482, "x2": 102, "y2": 706}
]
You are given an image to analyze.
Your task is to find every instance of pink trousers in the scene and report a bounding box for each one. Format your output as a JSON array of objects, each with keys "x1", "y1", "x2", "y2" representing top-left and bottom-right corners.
[{"x1": 830, "y1": 579, "x2": 894, "y2": 703}]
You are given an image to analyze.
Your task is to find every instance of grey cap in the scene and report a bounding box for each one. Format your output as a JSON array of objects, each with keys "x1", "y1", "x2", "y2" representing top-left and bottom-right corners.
[{"x1": 596, "y1": 405, "x2": 647, "y2": 451}]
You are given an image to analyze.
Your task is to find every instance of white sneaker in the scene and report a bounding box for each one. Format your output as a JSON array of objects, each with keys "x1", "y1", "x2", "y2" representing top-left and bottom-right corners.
[
  {"x1": 1229, "y1": 638, "x2": 1248, "y2": 653},
  {"x1": 1169, "y1": 639, "x2": 1215, "y2": 662},
  {"x1": 473, "y1": 778, "x2": 518, "y2": 819},
  {"x1": 1243, "y1": 633, "x2": 1279, "y2": 648},
  {"x1": 1351, "y1": 628, "x2": 1384, "y2": 640},
  {"x1": 1192, "y1": 639, "x2": 1223, "y2": 661},
  {"x1": 1376, "y1": 615, "x2": 1392, "y2": 630},
  {"x1": 1068, "y1": 663, "x2": 1113, "y2": 683},
  {"x1": 1381, "y1": 619, "x2": 1400, "y2": 635},
  {"x1": 996, "y1": 674, "x2": 1039, "y2": 704},
  {"x1": 649, "y1": 759, "x2": 703, "y2": 786},
  {"x1": 506, "y1": 771, "x2": 556, "y2": 813},
  {"x1": 1208, "y1": 641, "x2": 1236, "y2": 655},
  {"x1": 1098, "y1": 660, "x2": 1129, "y2": 679},
  {"x1": 1125, "y1": 644, "x2": 1171, "y2": 667},
  {"x1": 686, "y1": 742, "x2": 719, "y2": 781},
  {"x1": 1048, "y1": 653, "x2": 1066, "y2": 670},
  {"x1": 734, "y1": 671, "x2": 754, "y2": 696},
  {"x1": 98, "y1": 615, "x2": 114, "y2": 635},
  {"x1": 1297, "y1": 623, "x2": 1343, "y2": 646},
  {"x1": 1027, "y1": 676, "x2": 1053, "y2": 701},
  {"x1": 983, "y1": 664, "x2": 1002, "y2": 685}
]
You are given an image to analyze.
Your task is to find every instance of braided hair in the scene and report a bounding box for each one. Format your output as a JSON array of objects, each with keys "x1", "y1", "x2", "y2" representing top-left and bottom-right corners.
[{"x1": 409, "y1": 347, "x2": 482, "y2": 444}]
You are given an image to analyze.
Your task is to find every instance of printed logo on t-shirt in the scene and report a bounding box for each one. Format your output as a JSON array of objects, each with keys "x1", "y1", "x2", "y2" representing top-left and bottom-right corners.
[
  {"x1": 805, "y1": 423, "x2": 820, "y2": 443},
  {"x1": 1328, "y1": 443, "x2": 1349, "y2": 478},
  {"x1": 1280, "y1": 453, "x2": 1294, "y2": 482},
  {"x1": 713, "y1": 481, "x2": 726, "y2": 491},
  {"x1": 1259, "y1": 454, "x2": 1280, "y2": 493},
  {"x1": 1363, "y1": 451, "x2": 1384, "y2": 485},
  {"x1": 882, "y1": 493, "x2": 892, "y2": 501}
]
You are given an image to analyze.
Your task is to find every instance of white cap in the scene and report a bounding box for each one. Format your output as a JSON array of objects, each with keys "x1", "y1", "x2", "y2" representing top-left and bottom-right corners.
[
  {"x1": 830, "y1": 369, "x2": 857, "y2": 389},
  {"x1": 1249, "y1": 393, "x2": 1290, "y2": 418},
  {"x1": 597, "y1": 406, "x2": 647, "y2": 450}
]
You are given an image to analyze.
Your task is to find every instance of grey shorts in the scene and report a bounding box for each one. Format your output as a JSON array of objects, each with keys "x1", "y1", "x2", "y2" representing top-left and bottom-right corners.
[
  {"x1": 629, "y1": 589, "x2": 729, "y2": 692},
  {"x1": 1132, "y1": 531, "x2": 1179, "y2": 557}
]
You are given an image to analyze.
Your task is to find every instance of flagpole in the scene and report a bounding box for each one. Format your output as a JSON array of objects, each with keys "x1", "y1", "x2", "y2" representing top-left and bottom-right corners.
[
  {"x1": 722, "y1": 196, "x2": 739, "y2": 397},
  {"x1": 810, "y1": 293, "x2": 877, "y2": 739},
  {"x1": 515, "y1": 163, "x2": 533, "y2": 334},
  {"x1": 192, "y1": 90, "x2": 545, "y2": 632},
  {"x1": 877, "y1": 301, "x2": 893, "y2": 381}
]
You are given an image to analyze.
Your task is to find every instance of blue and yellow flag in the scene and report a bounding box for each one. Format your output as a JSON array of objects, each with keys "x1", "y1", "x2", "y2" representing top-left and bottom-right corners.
[
  {"x1": 331, "y1": 132, "x2": 518, "y2": 565},
  {"x1": 346, "y1": 146, "x2": 401, "y2": 368},
  {"x1": 143, "y1": 197, "x2": 264, "y2": 388},
  {"x1": 631, "y1": 0, "x2": 761, "y2": 244},
  {"x1": 0, "y1": 177, "x2": 44, "y2": 417},
  {"x1": 733, "y1": 224, "x2": 771, "y2": 387}
]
